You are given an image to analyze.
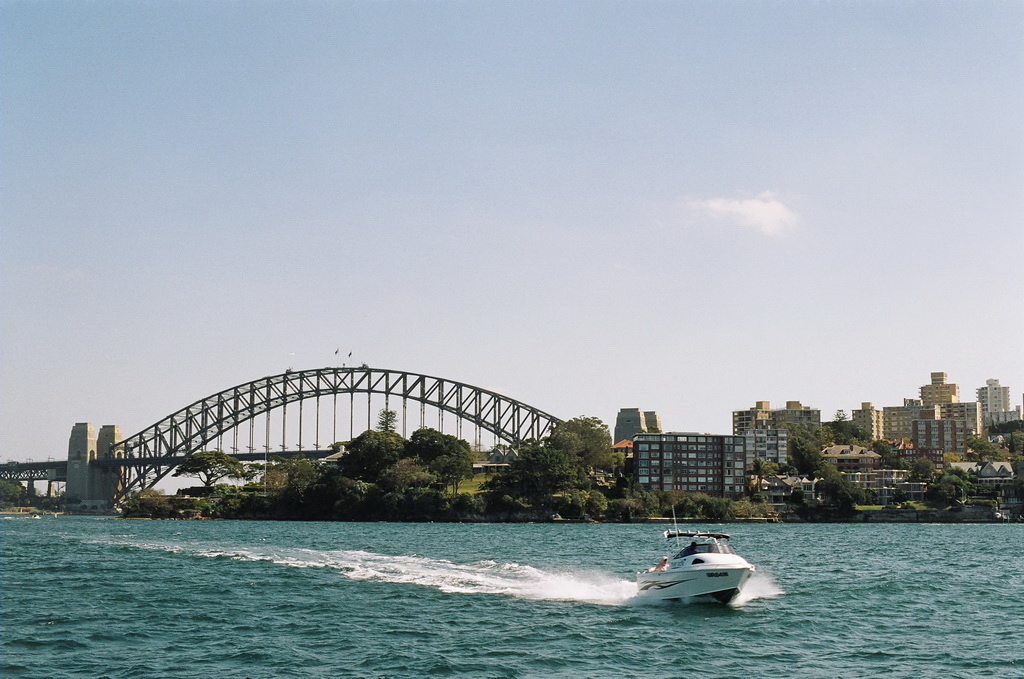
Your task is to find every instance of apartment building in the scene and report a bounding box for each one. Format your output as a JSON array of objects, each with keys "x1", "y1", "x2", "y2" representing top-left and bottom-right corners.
[
  {"x1": 892, "y1": 440, "x2": 945, "y2": 470},
  {"x1": 883, "y1": 400, "x2": 938, "y2": 441},
  {"x1": 937, "y1": 401, "x2": 982, "y2": 437},
  {"x1": 742, "y1": 428, "x2": 789, "y2": 466},
  {"x1": 977, "y1": 379, "x2": 1022, "y2": 426},
  {"x1": 732, "y1": 401, "x2": 772, "y2": 435},
  {"x1": 851, "y1": 402, "x2": 884, "y2": 440},
  {"x1": 912, "y1": 417, "x2": 967, "y2": 456},
  {"x1": 632, "y1": 432, "x2": 748, "y2": 499},
  {"x1": 920, "y1": 371, "x2": 960, "y2": 406},
  {"x1": 732, "y1": 400, "x2": 820, "y2": 435}
]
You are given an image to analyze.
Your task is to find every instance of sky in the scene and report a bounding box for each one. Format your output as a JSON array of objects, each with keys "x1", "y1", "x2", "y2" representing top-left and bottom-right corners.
[{"x1": 2, "y1": 1, "x2": 1023, "y2": 466}]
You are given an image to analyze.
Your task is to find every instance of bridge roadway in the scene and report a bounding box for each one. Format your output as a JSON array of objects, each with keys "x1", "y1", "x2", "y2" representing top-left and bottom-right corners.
[{"x1": 0, "y1": 450, "x2": 334, "y2": 483}]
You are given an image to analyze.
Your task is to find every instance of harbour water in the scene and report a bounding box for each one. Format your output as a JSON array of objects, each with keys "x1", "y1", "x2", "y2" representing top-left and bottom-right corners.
[{"x1": 2, "y1": 517, "x2": 1021, "y2": 678}]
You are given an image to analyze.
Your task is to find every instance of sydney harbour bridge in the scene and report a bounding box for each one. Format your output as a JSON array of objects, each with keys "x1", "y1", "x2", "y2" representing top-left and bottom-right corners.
[{"x1": 0, "y1": 366, "x2": 563, "y2": 510}]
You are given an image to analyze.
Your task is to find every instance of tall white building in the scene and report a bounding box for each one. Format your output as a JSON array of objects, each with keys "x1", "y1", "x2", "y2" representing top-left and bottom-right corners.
[{"x1": 977, "y1": 379, "x2": 1022, "y2": 426}]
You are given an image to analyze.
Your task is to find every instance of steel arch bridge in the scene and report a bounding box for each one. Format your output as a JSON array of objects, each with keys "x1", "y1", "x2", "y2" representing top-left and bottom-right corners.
[{"x1": 111, "y1": 366, "x2": 562, "y2": 505}]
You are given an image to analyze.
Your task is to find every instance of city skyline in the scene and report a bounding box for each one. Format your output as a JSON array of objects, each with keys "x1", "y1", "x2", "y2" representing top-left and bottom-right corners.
[{"x1": 3, "y1": 2, "x2": 1022, "y2": 462}]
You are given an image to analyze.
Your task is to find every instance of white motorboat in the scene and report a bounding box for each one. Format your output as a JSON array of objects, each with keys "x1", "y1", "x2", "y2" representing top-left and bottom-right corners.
[{"x1": 636, "y1": 530, "x2": 755, "y2": 603}]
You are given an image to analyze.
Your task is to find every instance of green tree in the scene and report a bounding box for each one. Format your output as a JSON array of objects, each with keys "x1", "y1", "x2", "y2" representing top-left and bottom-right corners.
[
  {"x1": 339, "y1": 429, "x2": 406, "y2": 483},
  {"x1": 966, "y1": 435, "x2": 1000, "y2": 461},
  {"x1": 909, "y1": 458, "x2": 935, "y2": 482},
  {"x1": 547, "y1": 416, "x2": 613, "y2": 471},
  {"x1": 405, "y1": 428, "x2": 475, "y2": 494},
  {"x1": 822, "y1": 415, "x2": 870, "y2": 447},
  {"x1": 0, "y1": 479, "x2": 25, "y2": 506},
  {"x1": 173, "y1": 450, "x2": 248, "y2": 487},
  {"x1": 120, "y1": 489, "x2": 175, "y2": 518},
  {"x1": 379, "y1": 458, "x2": 436, "y2": 492},
  {"x1": 814, "y1": 476, "x2": 869, "y2": 514},
  {"x1": 746, "y1": 458, "x2": 777, "y2": 498},
  {"x1": 429, "y1": 452, "x2": 474, "y2": 495},
  {"x1": 926, "y1": 472, "x2": 969, "y2": 507},
  {"x1": 1007, "y1": 431, "x2": 1024, "y2": 456},
  {"x1": 872, "y1": 440, "x2": 910, "y2": 470},
  {"x1": 377, "y1": 409, "x2": 398, "y2": 433},
  {"x1": 786, "y1": 424, "x2": 825, "y2": 476},
  {"x1": 485, "y1": 444, "x2": 578, "y2": 501}
]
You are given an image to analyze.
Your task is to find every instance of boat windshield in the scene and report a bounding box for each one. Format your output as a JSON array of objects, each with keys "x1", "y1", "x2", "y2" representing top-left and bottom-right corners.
[{"x1": 672, "y1": 539, "x2": 735, "y2": 559}]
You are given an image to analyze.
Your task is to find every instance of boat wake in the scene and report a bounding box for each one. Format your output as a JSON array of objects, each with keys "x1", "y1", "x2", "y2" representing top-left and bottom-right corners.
[
  {"x1": 732, "y1": 570, "x2": 784, "y2": 605},
  {"x1": 97, "y1": 538, "x2": 781, "y2": 607}
]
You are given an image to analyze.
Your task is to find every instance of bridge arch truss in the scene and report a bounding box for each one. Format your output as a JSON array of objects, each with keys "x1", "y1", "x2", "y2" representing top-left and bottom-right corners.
[{"x1": 112, "y1": 366, "x2": 561, "y2": 504}]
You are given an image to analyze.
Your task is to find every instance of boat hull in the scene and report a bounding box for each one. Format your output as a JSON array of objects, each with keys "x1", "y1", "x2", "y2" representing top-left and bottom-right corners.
[{"x1": 636, "y1": 561, "x2": 754, "y2": 603}]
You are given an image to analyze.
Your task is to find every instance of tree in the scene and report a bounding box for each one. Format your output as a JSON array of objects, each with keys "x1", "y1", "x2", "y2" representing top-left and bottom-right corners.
[
  {"x1": 339, "y1": 429, "x2": 406, "y2": 483},
  {"x1": 822, "y1": 416, "x2": 869, "y2": 447},
  {"x1": 405, "y1": 428, "x2": 475, "y2": 494},
  {"x1": 378, "y1": 458, "x2": 436, "y2": 492},
  {"x1": 909, "y1": 458, "x2": 935, "y2": 482},
  {"x1": 786, "y1": 424, "x2": 825, "y2": 476},
  {"x1": 926, "y1": 472, "x2": 969, "y2": 507},
  {"x1": 0, "y1": 479, "x2": 25, "y2": 507},
  {"x1": 872, "y1": 440, "x2": 909, "y2": 470},
  {"x1": 173, "y1": 450, "x2": 248, "y2": 487},
  {"x1": 815, "y1": 476, "x2": 868, "y2": 514},
  {"x1": 966, "y1": 435, "x2": 1000, "y2": 461},
  {"x1": 746, "y1": 458, "x2": 778, "y2": 498},
  {"x1": 377, "y1": 409, "x2": 398, "y2": 433},
  {"x1": 429, "y1": 451, "x2": 474, "y2": 495},
  {"x1": 484, "y1": 444, "x2": 578, "y2": 501},
  {"x1": 547, "y1": 416, "x2": 614, "y2": 471},
  {"x1": 1007, "y1": 431, "x2": 1024, "y2": 456}
]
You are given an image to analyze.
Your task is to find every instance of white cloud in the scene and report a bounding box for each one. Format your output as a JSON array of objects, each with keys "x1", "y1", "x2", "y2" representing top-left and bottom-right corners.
[{"x1": 688, "y1": 191, "x2": 800, "y2": 236}]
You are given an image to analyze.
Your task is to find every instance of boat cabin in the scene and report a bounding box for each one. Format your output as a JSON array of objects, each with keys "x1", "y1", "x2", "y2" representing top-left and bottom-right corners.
[{"x1": 665, "y1": 531, "x2": 736, "y2": 559}]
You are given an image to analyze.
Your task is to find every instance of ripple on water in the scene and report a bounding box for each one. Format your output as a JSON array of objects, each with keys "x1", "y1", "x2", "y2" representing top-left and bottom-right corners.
[{"x1": 4, "y1": 519, "x2": 1023, "y2": 679}]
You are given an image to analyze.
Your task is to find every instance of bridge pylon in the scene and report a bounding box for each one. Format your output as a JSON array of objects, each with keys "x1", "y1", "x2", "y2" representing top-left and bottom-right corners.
[{"x1": 65, "y1": 423, "x2": 123, "y2": 512}]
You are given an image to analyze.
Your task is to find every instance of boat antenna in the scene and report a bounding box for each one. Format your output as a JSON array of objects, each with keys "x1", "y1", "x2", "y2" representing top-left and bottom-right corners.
[{"x1": 671, "y1": 504, "x2": 681, "y2": 549}]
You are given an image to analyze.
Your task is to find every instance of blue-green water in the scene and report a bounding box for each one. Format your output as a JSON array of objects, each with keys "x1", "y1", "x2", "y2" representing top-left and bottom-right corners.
[{"x1": 2, "y1": 517, "x2": 1021, "y2": 678}]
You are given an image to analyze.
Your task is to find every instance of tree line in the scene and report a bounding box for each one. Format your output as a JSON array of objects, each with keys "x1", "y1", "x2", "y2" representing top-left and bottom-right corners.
[{"x1": 116, "y1": 409, "x2": 1024, "y2": 521}]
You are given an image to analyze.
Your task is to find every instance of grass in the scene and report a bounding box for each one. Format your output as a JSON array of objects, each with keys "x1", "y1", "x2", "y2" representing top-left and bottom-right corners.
[{"x1": 456, "y1": 473, "x2": 492, "y2": 495}]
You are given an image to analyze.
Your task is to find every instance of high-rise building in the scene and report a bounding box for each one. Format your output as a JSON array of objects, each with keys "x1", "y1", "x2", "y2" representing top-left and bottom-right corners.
[
  {"x1": 920, "y1": 372, "x2": 959, "y2": 406},
  {"x1": 732, "y1": 400, "x2": 820, "y2": 435},
  {"x1": 632, "y1": 431, "x2": 747, "y2": 499},
  {"x1": 742, "y1": 428, "x2": 789, "y2": 466},
  {"x1": 774, "y1": 401, "x2": 821, "y2": 428},
  {"x1": 912, "y1": 417, "x2": 966, "y2": 456},
  {"x1": 732, "y1": 401, "x2": 772, "y2": 435},
  {"x1": 937, "y1": 401, "x2": 982, "y2": 437},
  {"x1": 614, "y1": 408, "x2": 663, "y2": 443},
  {"x1": 977, "y1": 379, "x2": 1022, "y2": 426},
  {"x1": 852, "y1": 402, "x2": 885, "y2": 441},
  {"x1": 883, "y1": 399, "x2": 937, "y2": 441}
]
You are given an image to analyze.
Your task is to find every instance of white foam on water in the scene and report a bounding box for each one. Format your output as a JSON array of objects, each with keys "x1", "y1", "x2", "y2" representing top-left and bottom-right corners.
[
  {"x1": 94, "y1": 537, "x2": 780, "y2": 608},
  {"x1": 731, "y1": 569, "x2": 784, "y2": 605},
  {"x1": 95, "y1": 537, "x2": 637, "y2": 605}
]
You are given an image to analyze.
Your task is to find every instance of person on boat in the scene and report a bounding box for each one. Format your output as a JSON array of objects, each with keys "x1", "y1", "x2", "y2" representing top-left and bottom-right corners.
[
  {"x1": 647, "y1": 556, "x2": 670, "y2": 572},
  {"x1": 680, "y1": 541, "x2": 699, "y2": 557}
]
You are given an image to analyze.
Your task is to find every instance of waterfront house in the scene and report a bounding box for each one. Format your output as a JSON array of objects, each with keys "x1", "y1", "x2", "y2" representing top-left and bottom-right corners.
[{"x1": 822, "y1": 445, "x2": 881, "y2": 472}]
